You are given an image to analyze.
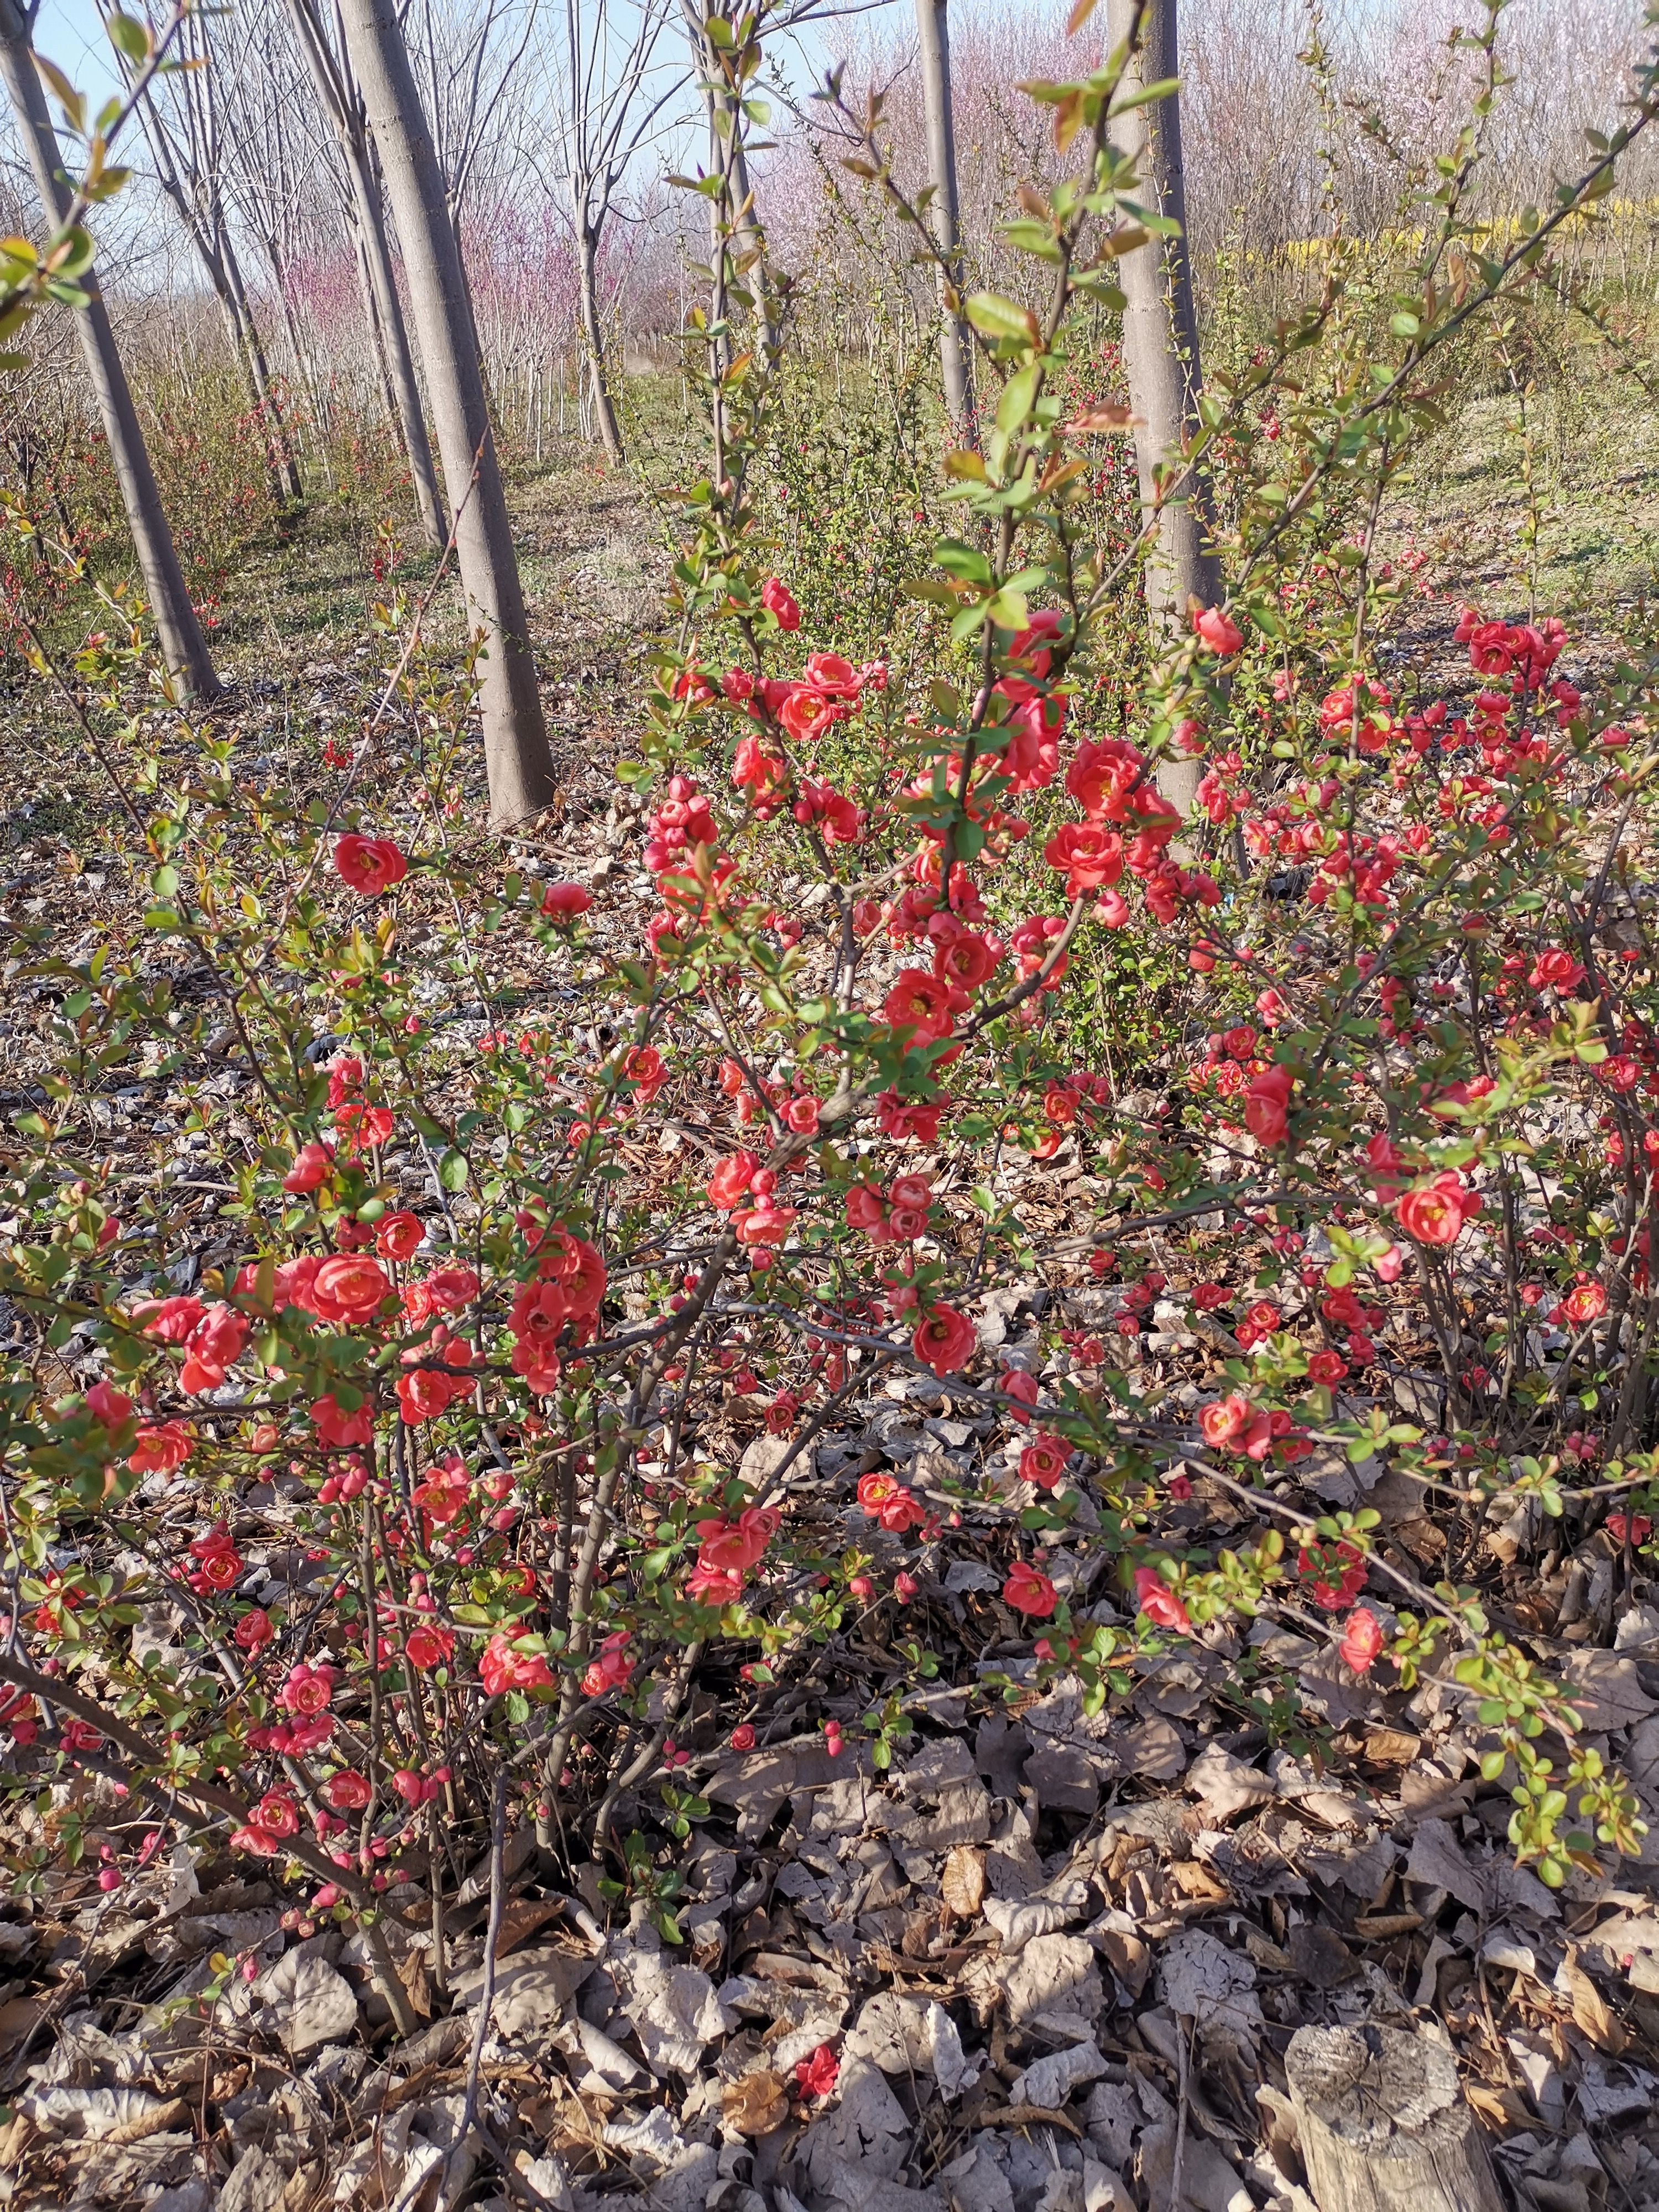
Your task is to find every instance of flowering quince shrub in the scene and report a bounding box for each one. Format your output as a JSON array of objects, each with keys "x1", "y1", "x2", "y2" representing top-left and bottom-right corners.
[{"x1": 3, "y1": 6, "x2": 1659, "y2": 1997}]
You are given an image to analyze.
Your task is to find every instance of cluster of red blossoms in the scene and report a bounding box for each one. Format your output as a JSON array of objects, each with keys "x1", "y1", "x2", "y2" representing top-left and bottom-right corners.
[
  {"x1": 505, "y1": 1220, "x2": 606, "y2": 1393},
  {"x1": 1199, "y1": 1391, "x2": 1312, "y2": 1468},
  {"x1": 686, "y1": 1504, "x2": 781, "y2": 1605},
  {"x1": 843, "y1": 1171, "x2": 935, "y2": 1244}
]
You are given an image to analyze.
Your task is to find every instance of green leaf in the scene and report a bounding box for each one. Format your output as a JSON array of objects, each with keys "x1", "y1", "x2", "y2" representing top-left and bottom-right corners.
[
  {"x1": 964, "y1": 292, "x2": 1039, "y2": 347},
  {"x1": 106, "y1": 12, "x2": 150, "y2": 61},
  {"x1": 33, "y1": 55, "x2": 85, "y2": 134},
  {"x1": 934, "y1": 539, "x2": 993, "y2": 585},
  {"x1": 1108, "y1": 75, "x2": 1181, "y2": 116},
  {"x1": 437, "y1": 1147, "x2": 469, "y2": 1192},
  {"x1": 997, "y1": 362, "x2": 1040, "y2": 437}
]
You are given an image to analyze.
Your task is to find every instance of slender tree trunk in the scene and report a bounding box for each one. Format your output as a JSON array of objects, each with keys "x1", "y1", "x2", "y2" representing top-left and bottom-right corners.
[
  {"x1": 352, "y1": 213, "x2": 403, "y2": 431},
  {"x1": 0, "y1": 0, "x2": 220, "y2": 700},
  {"x1": 287, "y1": 0, "x2": 446, "y2": 549},
  {"x1": 349, "y1": 155, "x2": 447, "y2": 547},
  {"x1": 1108, "y1": 0, "x2": 1217, "y2": 816},
  {"x1": 203, "y1": 272, "x2": 285, "y2": 507},
  {"x1": 216, "y1": 228, "x2": 305, "y2": 506},
  {"x1": 915, "y1": 0, "x2": 973, "y2": 435},
  {"x1": 336, "y1": 0, "x2": 554, "y2": 827},
  {"x1": 576, "y1": 216, "x2": 624, "y2": 463},
  {"x1": 269, "y1": 254, "x2": 336, "y2": 493}
]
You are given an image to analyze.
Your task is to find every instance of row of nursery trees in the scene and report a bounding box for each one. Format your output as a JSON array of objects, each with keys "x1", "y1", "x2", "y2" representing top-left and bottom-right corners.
[
  {"x1": 5, "y1": 0, "x2": 1659, "y2": 1971},
  {"x1": 0, "y1": 0, "x2": 1239, "y2": 828},
  {"x1": 2, "y1": 3, "x2": 1654, "y2": 582}
]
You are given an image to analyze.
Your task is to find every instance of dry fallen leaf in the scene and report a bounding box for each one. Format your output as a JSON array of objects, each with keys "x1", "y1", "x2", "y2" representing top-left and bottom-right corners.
[
  {"x1": 1465, "y1": 2081, "x2": 1533, "y2": 2131},
  {"x1": 494, "y1": 1897, "x2": 568, "y2": 1960},
  {"x1": 721, "y1": 2069, "x2": 789, "y2": 2136},
  {"x1": 941, "y1": 1845, "x2": 985, "y2": 1919},
  {"x1": 1353, "y1": 1911, "x2": 1424, "y2": 1939},
  {"x1": 398, "y1": 1945, "x2": 432, "y2": 2021},
  {"x1": 1561, "y1": 1954, "x2": 1629, "y2": 2054},
  {"x1": 1098, "y1": 1927, "x2": 1150, "y2": 1998},
  {"x1": 1362, "y1": 1726, "x2": 1421, "y2": 1767}
]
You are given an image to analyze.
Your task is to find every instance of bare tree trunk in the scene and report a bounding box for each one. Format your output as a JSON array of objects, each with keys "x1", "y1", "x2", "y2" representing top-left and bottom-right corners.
[
  {"x1": 576, "y1": 218, "x2": 624, "y2": 463},
  {"x1": 352, "y1": 215, "x2": 404, "y2": 431},
  {"x1": 336, "y1": 0, "x2": 554, "y2": 827},
  {"x1": 287, "y1": 0, "x2": 446, "y2": 549},
  {"x1": 217, "y1": 230, "x2": 305, "y2": 507},
  {"x1": 349, "y1": 155, "x2": 447, "y2": 546},
  {"x1": 915, "y1": 0, "x2": 973, "y2": 434},
  {"x1": 268, "y1": 254, "x2": 336, "y2": 492},
  {"x1": 1108, "y1": 0, "x2": 1217, "y2": 816},
  {"x1": 0, "y1": 0, "x2": 220, "y2": 701}
]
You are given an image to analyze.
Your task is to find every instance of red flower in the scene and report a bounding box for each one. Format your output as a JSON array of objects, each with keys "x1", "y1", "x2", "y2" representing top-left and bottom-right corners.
[
  {"x1": 804, "y1": 650, "x2": 860, "y2": 697},
  {"x1": 857, "y1": 1469, "x2": 926, "y2": 1532},
  {"x1": 333, "y1": 834, "x2": 408, "y2": 896},
  {"x1": 912, "y1": 1303, "x2": 976, "y2": 1378},
  {"x1": 129, "y1": 1420, "x2": 194, "y2": 1476},
  {"x1": 693, "y1": 1506, "x2": 781, "y2": 1581},
  {"x1": 707, "y1": 1151, "x2": 759, "y2": 1210},
  {"x1": 309, "y1": 1255, "x2": 392, "y2": 1325},
  {"x1": 132, "y1": 1294, "x2": 206, "y2": 1342},
  {"x1": 761, "y1": 577, "x2": 801, "y2": 632},
  {"x1": 1299, "y1": 1538, "x2": 1367, "y2": 1610},
  {"x1": 884, "y1": 968, "x2": 958, "y2": 1043},
  {"x1": 540, "y1": 1233, "x2": 606, "y2": 1314},
  {"x1": 999, "y1": 1368, "x2": 1040, "y2": 1423},
  {"x1": 1338, "y1": 1607, "x2": 1384, "y2": 1674},
  {"x1": 1528, "y1": 947, "x2": 1585, "y2": 993},
  {"x1": 179, "y1": 1305, "x2": 248, "y2": 1393},
  {"x1": 1043, "y1": 822, "x2": 1123, "y2": 897},
  {"x1": 1307, "y1": 1350, "x2": 1348, "y2": 1385},
  {"x1": 253, "y1": 1791, "x2": 299, "y2": 1839},
  {"x1": 1558, "y1": 1278, "x2": 1608, "y2": 1327},
  {"x1": 422, "y1": 1264, "x2": 481, "y2": 1313},
  {"x1": 375, "y1": 1211, "x2": 425, "y2": 1262},
  {"x1": 1003, "y1": 1561, "x2": 1057, "y2": 1617},
  {"x1": 730, "y1": 1724, "x2": 757, "y2": 1751},
  {"x1": 540, "y1": 881, "x2": 592, "y2": 919},
  {"x1": 1133, "y1": 1567, "x2": 1192, "y2": 1634},
  {"x1": 283, "y1": 1140, "x2": 335, "y2": 1194},
  {"x1": 933, "y1": 930, "x2": 999, "y2": 988},
  {"x1": 795, "y1": 2044, "x2": 838, "y2": 2099},
  {"x1": 845, "y1": 1183, "x2": 886, "y2": 1232},
  {"x1": 324, "y1": 1768, "x2": 372, "y2": 1810},
  {"x1": 1019, "y1": 1433, "x2": 1070, "y2": 1491},
  {"x1": 1396, "y1": 1171, "x2": 1480, "y2": 1247},
  {"x1": 479, "y1": 1631, "x2": 553, "y2": 1698},
  {"x1": 1199, "y1": 1394, "x2": 1251, "y2": 1451},
  {"x1": 83, "y1": 1381, "x2": 134, "y2": 1433},
  {"x1": 1194, "y1": 606, "x2": 1244, "y2": 655},
  {"x1": 1244, "y1": 1064, "x2": 1293, "y2": 1148},
  {"x1": 280, "y1": 1661, "x2": 336, "y2": 1714},
  {"x1": 780, "y1": 688, "x2": 846, "y2": 744},
  {"x1": 233, "y1": 1608, "x2": 273, "y2": 1652},
  {"x1": 311, "y1": 1394, "x2": 374, "y2": 1449},
  {"x1": 1191, "y1": 1282, "x2": 1228, "y2": 1312},
  {"x1": 765, "y1": 1391, "x2": 798, "y2": 1436}
]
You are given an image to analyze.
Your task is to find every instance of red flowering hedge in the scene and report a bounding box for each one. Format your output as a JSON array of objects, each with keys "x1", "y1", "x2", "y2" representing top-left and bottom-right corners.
[{"x1": 1, "y1": 2, "x2": 1658, "y2": 1999}]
